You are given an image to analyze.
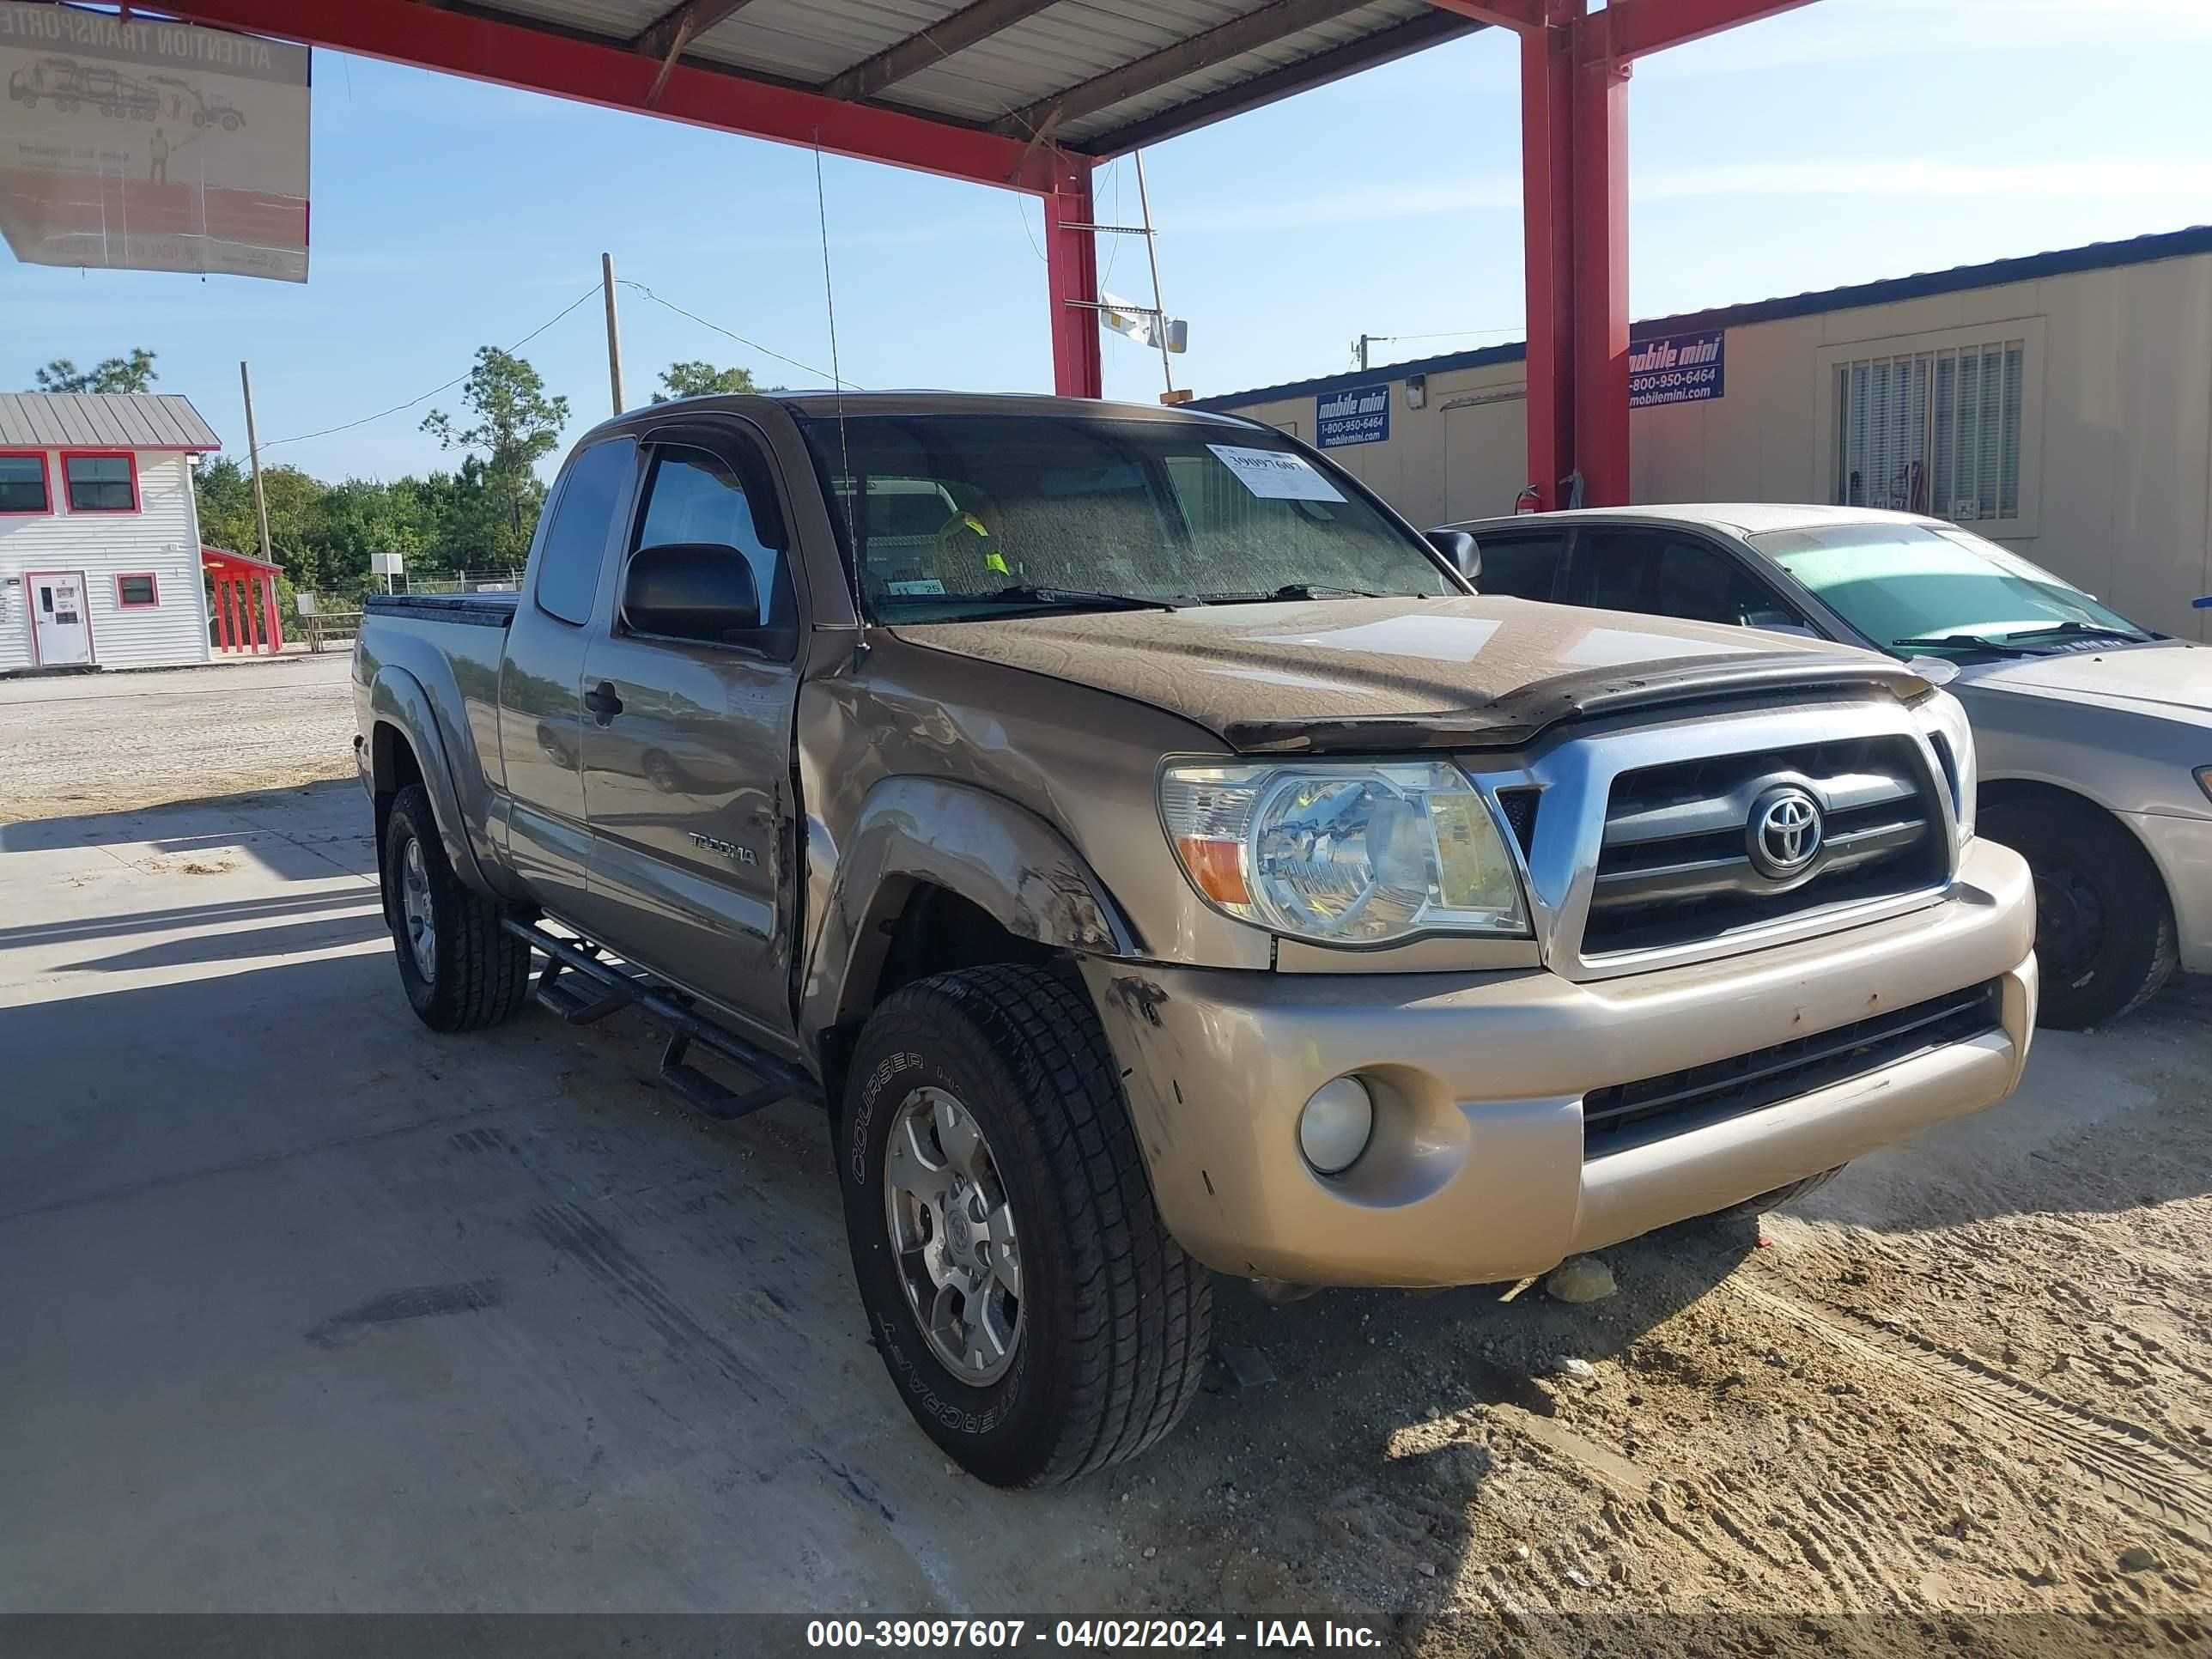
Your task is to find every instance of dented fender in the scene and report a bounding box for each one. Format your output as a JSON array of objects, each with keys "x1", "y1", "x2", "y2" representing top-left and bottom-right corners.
[{"x1": 799, "y1": 776, "x2": 1137, "y2": 1044}]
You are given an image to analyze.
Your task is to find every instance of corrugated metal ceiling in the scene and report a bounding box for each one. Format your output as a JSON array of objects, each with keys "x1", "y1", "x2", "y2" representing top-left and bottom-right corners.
[{"x1": 465, "y1": 0, "x2": 1478, "y2": 155}]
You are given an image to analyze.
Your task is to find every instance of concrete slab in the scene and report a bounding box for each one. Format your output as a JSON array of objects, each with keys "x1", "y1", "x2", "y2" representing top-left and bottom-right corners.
[{"x1": 4, "y1": 781, "x2": 2208, "y2": 1632}]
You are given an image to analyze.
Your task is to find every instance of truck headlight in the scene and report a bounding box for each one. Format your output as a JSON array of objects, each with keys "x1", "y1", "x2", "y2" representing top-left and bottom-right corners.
[
  {"x1": 1159, "y1": 761, "x2": 1530, "y2": 945},
  {"x1": 1912, "y1": 689, "x2": 1977, "y2": 847}
]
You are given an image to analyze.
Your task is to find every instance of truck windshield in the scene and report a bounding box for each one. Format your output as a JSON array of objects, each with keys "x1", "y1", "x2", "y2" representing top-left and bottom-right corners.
[
  {"x1": 797, "y1": 413, "x2": 1457, "y2": 620},
  {"x1": 1750, "y1": 521, "x2": 2151, "y2": 656}
]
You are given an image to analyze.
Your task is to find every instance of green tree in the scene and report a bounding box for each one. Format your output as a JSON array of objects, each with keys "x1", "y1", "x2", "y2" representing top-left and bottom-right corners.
[
  {"x1": 422, "y1": 347, "x2": 568, "y2": 565},
  {"x1": 33, "y1": 348, "x2": 159, "y2": 393},
  {"x1": 653, "y1": 360, "x2": 760, "y2": 403}
]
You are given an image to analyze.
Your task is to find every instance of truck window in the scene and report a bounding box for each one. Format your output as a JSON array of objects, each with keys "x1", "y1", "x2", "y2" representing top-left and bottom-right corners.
[
  {"x1": 635, "y1": 444, "x2": 792, "y2": 635},
  {"x1": 535, "y1": 438, "x2": 635, "y2": 626},
  {"x1": 799, "y1": 413, "x2": 1453, "y2": 617}
]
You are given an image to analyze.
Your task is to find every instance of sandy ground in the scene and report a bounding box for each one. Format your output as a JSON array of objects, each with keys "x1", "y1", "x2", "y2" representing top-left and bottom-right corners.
[
  {"x1": 1, "y1": 684, "x2": 2208, "y2": 1651},
  {"x1": 0, "y1": 653, "x2": 356, "y2": 822}
]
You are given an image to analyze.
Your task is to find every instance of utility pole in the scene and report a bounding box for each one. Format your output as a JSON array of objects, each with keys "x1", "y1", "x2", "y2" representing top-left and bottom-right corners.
[
  {"x1": 239, "y1": 360, "x2": 272, "y2": 567},
  {"x1": 1132, "y1": 151, "x2": 1175, "y2": 398},
  {"x1": 1356, "y1": 333, "x2": 1373, "y2": 373},
  {"x1": 601, "y1": 252, "x2": 625, "y2": 415}
]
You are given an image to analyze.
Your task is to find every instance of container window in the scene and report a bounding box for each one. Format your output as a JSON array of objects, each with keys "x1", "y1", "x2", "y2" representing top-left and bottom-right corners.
[
  {"x1": 64, "y1": 453, "x2": 137, "y2": 512},
  {"x1": 117, "y1": 573, "x2": 160, "y2": 607}
]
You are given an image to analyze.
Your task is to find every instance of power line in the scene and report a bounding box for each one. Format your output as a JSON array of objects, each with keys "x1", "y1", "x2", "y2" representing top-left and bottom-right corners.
[
  {"x1": 617, "y1": 278, "x2": 851, "y2": 387},
  {"x1": 1367, "y1": 325, "x2": 1525, "y2": 343},
  {"x1": 260, "y1": 283, "x2": 602, "y2": 451}
]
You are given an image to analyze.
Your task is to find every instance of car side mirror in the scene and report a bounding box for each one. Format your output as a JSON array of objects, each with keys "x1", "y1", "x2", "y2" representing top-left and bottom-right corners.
[
  {"x1": 622, "y1": 543, "x2": 759, "y2": 643},
  {"x1": 1426, "y1": 530, "x2": 1480, "y2": 586}
]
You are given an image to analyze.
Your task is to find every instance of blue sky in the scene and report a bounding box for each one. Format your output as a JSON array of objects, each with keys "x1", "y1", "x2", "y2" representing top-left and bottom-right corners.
[{"x1": 9, "y1": 0, "x2": 2210, "y2": 483}]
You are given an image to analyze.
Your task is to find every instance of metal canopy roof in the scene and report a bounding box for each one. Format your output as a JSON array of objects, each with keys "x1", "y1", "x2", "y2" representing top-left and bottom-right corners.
[
  {"x1": 408, "y1": 0, "x2": 1482, "y2": 156},
  {"x1": 0, "y1": 392, "x2": 222, "y2": 452}
]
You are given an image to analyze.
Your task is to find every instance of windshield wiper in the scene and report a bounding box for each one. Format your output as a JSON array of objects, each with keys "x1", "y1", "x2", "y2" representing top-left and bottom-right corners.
[
  {"x1": 1999, "y1": 620, "x2": 2154, "y2": 645},
  {"x1": 1197, "y1": 582, "x2": 1390, "y2": 603},
  {"x1": 957, "y1": 584, "x2": 1184, "y2": 613},
  {"x1": 1891, "y1": 633, "x2": 2034, "y2": 658}
]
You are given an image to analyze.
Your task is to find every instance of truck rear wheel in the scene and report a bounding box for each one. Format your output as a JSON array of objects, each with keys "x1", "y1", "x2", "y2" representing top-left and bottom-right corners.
[
  {"x1": 838, "y1": 964, "x2": 1212, "y2": 1486},
  {"x1": 383, "y1": 783, "x2": 532, "y2": 1033}
]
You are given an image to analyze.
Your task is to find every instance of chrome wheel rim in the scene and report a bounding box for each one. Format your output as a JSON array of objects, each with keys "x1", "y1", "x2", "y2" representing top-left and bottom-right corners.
[
  {"x1": 400, "y1": 836, "x2": 436, "y2": 981},
  {"x1": 882, "y1": 1086, "x2": 1023, "y2": 1385}
]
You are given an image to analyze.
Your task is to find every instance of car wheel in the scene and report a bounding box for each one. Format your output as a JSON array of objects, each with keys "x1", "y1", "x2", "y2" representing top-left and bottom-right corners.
[
  {"x1": 1982, "y1": 798, "x2": 2176, "y2": 1029},
  {"x1": 383, "y1": 783, "x2": 532, "y2": 1032},
  {"x1": 1696, "y1": 1164, "x2": 1846, "y2": 1226},
  {"x1": 839, "y1": 963, "x2": 1212, "y2": 1486}
]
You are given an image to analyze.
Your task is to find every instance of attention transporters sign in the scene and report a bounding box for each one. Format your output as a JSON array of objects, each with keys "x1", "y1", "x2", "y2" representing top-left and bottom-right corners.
[{"x1": 0, "y1": 2, "x2": 308, "y2": 282}]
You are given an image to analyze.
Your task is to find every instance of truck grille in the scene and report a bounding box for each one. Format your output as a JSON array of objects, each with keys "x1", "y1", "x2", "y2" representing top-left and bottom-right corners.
[
  {"x1": 1583, "y1": 736, "x2": 1948, "y2": 957},
  {"x1": 1582, "y1": 979, "x2": 2002, "y2": 1160}
]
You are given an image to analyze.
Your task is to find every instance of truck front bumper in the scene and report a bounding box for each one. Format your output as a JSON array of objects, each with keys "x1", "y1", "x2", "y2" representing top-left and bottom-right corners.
[{"x1": 1084, "y1": 838, "x2": 2036, "y2": 1288}]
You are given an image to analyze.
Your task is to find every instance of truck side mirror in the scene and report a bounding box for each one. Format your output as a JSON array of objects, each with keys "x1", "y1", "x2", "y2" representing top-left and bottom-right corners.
[
  {"x1": 1426, "y1": 530, "x2": 1480, "y2": 586},
  {"x1": 622, "y1": 543, "x2": 760, "y2": 643}
]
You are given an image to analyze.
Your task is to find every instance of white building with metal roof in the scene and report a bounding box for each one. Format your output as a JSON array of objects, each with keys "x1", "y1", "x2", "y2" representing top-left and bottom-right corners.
[{"x1": 0, "y1": 392, "x2": 222, "y2": 674}]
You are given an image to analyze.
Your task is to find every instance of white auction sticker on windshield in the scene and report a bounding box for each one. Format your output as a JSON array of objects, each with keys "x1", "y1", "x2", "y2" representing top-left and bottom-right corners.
[{"x1": 1206, "y1": 444, "x2": 1346, "y2": 502}]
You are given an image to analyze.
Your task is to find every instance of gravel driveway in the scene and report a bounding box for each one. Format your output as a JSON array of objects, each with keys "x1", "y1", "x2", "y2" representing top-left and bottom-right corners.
[{"x1": 0, "y1": 653, "x2": 357, "y2": 822}]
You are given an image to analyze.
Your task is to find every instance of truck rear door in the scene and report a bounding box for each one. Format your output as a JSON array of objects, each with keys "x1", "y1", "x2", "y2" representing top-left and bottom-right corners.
[
  {"x1": 496, "y1": 434, "x2": 639, "y2": 917},
  {"x1": 571, "y1": 422, "x2": 804, "y2": 1049}
]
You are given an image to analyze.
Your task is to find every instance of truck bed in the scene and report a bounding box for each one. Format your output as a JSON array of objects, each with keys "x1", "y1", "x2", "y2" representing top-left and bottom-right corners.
[{"x1": 362, "y1": 592, "x2": 520, "y2": 628}]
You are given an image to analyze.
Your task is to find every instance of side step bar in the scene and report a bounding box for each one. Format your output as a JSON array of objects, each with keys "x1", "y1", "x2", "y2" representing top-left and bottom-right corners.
[{"x1": 501, "y1": 918, "x2": 822, "y2": 1121}]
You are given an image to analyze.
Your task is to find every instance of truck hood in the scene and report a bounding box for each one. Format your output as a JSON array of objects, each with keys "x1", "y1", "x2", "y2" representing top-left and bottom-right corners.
[
  {"x1": 1954, "y1": 641, "x2": 2212, "y2": 720},
  {"x1": 890, "y1": 596, "x2": 1924, "y2": 753}
]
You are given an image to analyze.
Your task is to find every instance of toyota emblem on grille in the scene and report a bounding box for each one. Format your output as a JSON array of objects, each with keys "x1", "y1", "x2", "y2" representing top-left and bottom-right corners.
[{"x1": 1747, "y1": 785, "x2": 1824, "y2": 879}]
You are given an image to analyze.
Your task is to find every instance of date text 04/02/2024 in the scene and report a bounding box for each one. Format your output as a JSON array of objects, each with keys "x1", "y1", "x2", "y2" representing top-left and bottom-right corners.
[{"x1": 804, "y1": 1618, "x2": 1383, "y2": 1650}]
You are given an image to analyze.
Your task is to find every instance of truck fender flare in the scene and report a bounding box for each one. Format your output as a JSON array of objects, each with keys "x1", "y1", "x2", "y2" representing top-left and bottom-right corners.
[
  {"x1": 801, "y1": 776, "x2": 1138, "y2": 1040},
  {"x1": 368, "y1": 665, "x2": 496, "y2": 899}
]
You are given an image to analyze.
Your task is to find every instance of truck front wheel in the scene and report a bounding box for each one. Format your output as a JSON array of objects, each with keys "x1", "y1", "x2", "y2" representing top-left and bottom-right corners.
[
  {"x1": 383, "y1": 783, "x2": 532, "y2": 1032},
  {"x1": 838, "y1": 964, "x2": 1212, "y2": 1486}
]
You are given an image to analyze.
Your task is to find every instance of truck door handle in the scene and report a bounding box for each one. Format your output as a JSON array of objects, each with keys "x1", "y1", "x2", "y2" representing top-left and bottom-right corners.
[{"x1": 585, "y1": 681, "x2": 624, "y2": 723}]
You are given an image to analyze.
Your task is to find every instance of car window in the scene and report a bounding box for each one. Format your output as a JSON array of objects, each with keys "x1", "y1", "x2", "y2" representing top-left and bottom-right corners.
[
  {"x1": 534, "y1": 438, "x2": 635, "y2": 626},
  {"x1": 1584, "y1": 528, "x2": 1790, "y2": 628},
  {"x1": 635, "y1": 443, "x2": 793, "y2": 638},
  {"x1": 1751, "y1": 521, "x2": 2148, "y2": 653},
  {"x1": 1468, "y1": 531, "x2": 1566, "y2": 600}
]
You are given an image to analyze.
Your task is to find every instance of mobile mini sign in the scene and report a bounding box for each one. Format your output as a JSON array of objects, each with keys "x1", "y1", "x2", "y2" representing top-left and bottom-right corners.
[
  {"x1": 0, "y1": 2, "x2": 309, "y2": 282},
  {"x1": 1316, "y1": 383, "x2": 1391, "y2": 448},
  {"x1": 1628, "y1": 329, "x2": 1726, "y2": 410}
]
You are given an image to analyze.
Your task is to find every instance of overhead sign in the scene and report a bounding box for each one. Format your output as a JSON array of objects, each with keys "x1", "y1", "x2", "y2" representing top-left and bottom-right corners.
[
  {"x1": 0, "y1": 2, "x2": 309, "y2": 282},
  {"x1": 1316, "y1": 382, "x2": 1390, "y2": 448},
  {"x1": 1628, "y1": 329, "x2": 1725, "y2": 409}
]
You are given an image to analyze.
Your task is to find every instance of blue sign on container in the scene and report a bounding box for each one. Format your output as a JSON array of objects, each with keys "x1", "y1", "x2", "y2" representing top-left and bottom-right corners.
[
  {"x1": 1628, "y1": 329, "x2": 1726, "y2": 409},
  {"x1": 1316, "y1": 382, "x2": 1391, "y2": 448}
]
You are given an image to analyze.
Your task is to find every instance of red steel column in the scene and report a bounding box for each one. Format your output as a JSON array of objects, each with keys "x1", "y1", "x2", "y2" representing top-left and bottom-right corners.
[
  {"x1": 1518, "y1": 3, "x2": 1577, "y2": 511},
  {"x1": 1571, "y1": 9, "x2": 1631, "y2": 506},
  {"x1": 1044, "y1": 158, "x2": 1103, "y2": 400},
  {"x1": 263, "y1": 575, "x2": 283, "y2": 652}
]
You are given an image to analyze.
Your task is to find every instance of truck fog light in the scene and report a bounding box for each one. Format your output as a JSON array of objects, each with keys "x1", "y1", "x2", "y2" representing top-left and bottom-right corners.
[{"x1": 1299, "y1": 1077, "x2": 1375, "y2": 1176}]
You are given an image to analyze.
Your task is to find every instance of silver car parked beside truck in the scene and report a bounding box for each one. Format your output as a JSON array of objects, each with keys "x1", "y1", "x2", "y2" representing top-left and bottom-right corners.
[{"x1": 1436, "y1": 504, "x2": 2209, "y2": 1028}]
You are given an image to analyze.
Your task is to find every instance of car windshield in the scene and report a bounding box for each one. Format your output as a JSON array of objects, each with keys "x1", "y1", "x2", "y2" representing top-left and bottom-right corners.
[
  {"x1": 1749, "y1": 521, "x2": 2149, "y2": 656},
  {"x1": 797, "y1": 413, "x2": 1456, "y2": 621}
]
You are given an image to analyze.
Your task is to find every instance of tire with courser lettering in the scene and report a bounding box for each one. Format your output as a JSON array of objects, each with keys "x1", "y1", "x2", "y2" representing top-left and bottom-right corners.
[{"x1": 838, "y1": 964, "x2": 1212, "y2": 1486}]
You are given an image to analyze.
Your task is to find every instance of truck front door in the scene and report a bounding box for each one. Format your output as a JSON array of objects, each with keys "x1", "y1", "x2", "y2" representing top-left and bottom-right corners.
[{"x1": 572, "y1": 426, "x2": 803, "y2": 1051}]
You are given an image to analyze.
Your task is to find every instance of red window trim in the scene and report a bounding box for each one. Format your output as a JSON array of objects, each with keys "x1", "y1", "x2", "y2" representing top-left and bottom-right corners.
[
  {"x1": 0, "y1": 449, "x2": 52, "y2": 516},
  {"x1": 60, "y1": 449, "x2": 140, "y2": 514},
  {"x1": 115, "y1": 571, "x2": 161, "y2": 608}
]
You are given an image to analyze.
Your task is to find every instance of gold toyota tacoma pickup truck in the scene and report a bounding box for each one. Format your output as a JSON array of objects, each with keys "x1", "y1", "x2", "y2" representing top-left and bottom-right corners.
[{"x1": 353, "y1": 392, "x2": 2037, "y2": 1486}]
